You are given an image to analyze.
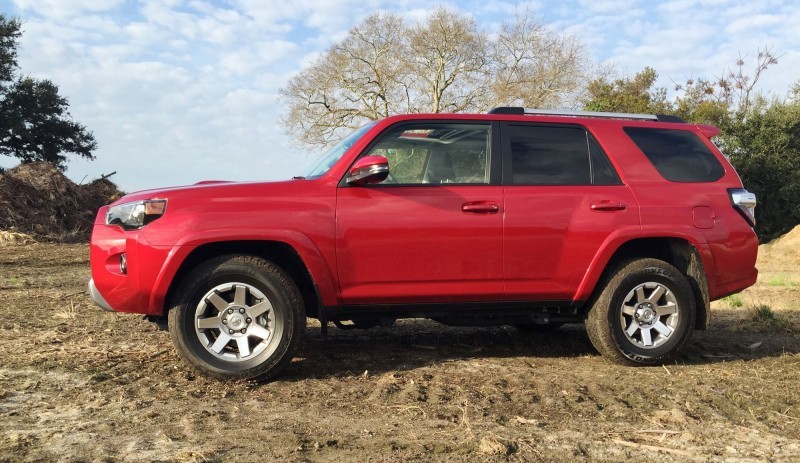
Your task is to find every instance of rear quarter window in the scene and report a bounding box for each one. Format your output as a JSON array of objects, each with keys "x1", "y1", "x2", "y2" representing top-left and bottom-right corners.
[{"x1": 624, "y1": 127, "x2": 725, "y2": 182}]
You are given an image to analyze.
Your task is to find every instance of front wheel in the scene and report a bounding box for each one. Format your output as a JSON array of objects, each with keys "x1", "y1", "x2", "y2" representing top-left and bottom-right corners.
[
  {"x1": 586, "y1": 258, "x2": 695, "y2": 365},
  {"x1": 168, "y1": 255, "x2": 304, "y2": 381}
]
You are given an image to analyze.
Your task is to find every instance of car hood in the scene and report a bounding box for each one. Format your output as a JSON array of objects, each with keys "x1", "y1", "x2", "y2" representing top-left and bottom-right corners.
[{"x1": 108, "y1": 178, "x2": 309, "y2": 206}]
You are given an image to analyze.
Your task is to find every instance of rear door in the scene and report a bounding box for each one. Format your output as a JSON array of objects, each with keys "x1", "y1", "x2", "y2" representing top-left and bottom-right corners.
[
  {"x1": 501, "y1": 123, "x2": 640, "y2": 301},
  {"x1": 336, "y1": 121, "x2": 504, "y2": 304}
]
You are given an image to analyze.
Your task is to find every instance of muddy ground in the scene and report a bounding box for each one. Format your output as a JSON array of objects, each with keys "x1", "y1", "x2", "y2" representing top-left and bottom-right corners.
[{"x1": 0, "y1": 235, "x2": 799, "y2": 462}]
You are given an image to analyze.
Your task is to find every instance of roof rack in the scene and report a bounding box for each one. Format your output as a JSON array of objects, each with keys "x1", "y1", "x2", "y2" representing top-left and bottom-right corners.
[{"x1": 487, "y1": 107, "x2": 685, "y2": 123}]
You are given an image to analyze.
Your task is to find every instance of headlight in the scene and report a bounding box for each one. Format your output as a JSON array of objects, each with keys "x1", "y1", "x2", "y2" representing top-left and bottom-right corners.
[{"x1": 106, "y1": 199, "x2": 167, "y2": 229}]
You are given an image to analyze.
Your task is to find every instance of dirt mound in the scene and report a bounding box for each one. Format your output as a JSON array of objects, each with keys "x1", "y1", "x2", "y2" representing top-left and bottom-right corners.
[
  {"x1": 0, "y1": 162, "x2": 123, "y2": 242},
  {"x1": 768, "y1": 224, "x2": 800, "y2": 256}
]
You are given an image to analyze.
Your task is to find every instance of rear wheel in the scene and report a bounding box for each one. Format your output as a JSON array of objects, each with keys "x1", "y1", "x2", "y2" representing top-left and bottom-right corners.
[
  {"x1": 168, "y1": 255, "x2": 304, "y2": 381},
  {"x1": 586, "y1": 258, "x2": 695, "y2": 365}
]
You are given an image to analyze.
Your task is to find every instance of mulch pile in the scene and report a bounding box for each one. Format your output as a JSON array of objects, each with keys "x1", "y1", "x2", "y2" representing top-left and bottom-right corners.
[{"x1": 0, "y1": 162, "x2": 123, "y2": 242}]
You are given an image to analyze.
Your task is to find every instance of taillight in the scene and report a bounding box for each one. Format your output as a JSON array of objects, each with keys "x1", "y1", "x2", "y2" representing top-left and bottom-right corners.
[{"x1": 729, "y1": 188, "x2": 757, "y2": 227}]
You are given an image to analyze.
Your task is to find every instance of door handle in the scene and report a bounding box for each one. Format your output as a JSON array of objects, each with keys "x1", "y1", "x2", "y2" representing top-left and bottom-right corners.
[
  {"x1": 590, "y1": 201, "x2": 627, "y2": 212},
  {"x1": 462, "y1": 201, "x2": 500, "y2": 214}
]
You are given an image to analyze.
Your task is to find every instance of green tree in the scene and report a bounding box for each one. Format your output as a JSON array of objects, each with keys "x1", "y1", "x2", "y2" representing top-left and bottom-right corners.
[
  {"x1": 0, "y1": 15, "x2": 21, "y2": 84},
  {"x1": 584, "y1": 67, "x2": 670, "y2": 114},
  {"x1": 583, "y1": 49, "x2": 779, "y2": 126},
  {"x1": 725, "y1": 94, "x2": 800, "y2": 240},
  {"x1": 0, "y1": 14, "x2": 96, "y2": 170}
]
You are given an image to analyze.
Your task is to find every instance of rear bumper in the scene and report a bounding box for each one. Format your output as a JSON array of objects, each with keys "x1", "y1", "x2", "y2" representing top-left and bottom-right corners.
[
  {"x1": 88, "y1": 278, "x2": 114, "y2": 312},
  {"x1": 705, "y1": 225, "x2": 759, "y2": 300},
  {"x1": 710, "y1": 267, "x2": 758, "y2": 301}
]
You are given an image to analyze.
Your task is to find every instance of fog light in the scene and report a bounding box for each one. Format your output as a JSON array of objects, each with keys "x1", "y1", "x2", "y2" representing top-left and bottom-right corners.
[{"x1": 120, "y1": 253, "x2": 127, "y2": 274}]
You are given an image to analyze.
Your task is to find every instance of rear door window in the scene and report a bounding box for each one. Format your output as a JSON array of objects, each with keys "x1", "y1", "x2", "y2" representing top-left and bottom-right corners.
[
  {"x1": 624, "y1": 127, "x2": 724, "y2": 182},
  {"x1": 503, "y1": 124, "x2": 620, "y2": 185}
]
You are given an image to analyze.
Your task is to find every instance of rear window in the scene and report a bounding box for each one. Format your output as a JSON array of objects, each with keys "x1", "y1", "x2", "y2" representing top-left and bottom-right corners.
[{"x1": 624, "y1": 127, "x2": 724, "y2": 182}]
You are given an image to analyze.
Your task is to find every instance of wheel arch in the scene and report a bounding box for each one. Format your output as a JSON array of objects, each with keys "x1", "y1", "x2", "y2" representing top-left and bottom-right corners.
[
  {"x1": 163, "y1": 240, "x2": 322, "y2": 319},
  {"x1": 578, "y1": 237, "x2": 711, "y2": 330}
]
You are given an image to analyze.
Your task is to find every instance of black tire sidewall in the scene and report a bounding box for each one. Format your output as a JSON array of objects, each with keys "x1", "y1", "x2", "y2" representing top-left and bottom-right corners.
[{"x1": 606, "y1": 264, "x2": 694, "y2": 362}]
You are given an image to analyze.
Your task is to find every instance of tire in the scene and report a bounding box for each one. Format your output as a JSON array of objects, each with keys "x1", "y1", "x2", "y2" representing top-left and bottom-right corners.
[
  {"x1": 586, "y1": 258, "x2": 695, "y2": 365},
  {"x1": 167, "y1": 255, "x2": 304, "y2": 381}
]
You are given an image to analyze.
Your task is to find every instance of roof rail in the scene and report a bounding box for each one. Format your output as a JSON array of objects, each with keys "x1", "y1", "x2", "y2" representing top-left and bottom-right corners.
[{"x1": 487, "y1": 107, "x2": 685, "y2": 123}]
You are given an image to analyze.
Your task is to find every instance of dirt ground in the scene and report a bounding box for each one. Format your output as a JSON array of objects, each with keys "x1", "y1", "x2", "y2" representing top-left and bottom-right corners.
[{"x1": 1, "y1": 231, "x2": 799, "y2": 462}]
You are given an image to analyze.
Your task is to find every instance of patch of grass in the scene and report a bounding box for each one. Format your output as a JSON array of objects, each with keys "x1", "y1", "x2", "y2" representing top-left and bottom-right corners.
[
  {"x1": 751, "y1": 304, "x2": 775, "y2": 321},
  {"x1": 723, "y1": 293, "x2": 744, "y2": 308},
  {"x1": 767, "y1": 274, "x2": 799, "y2": 287},
  {"x1": 54, "y1": 301, "x2": 78, "y2": 320},
  {"x1": 53, "y1": 301, "x2": 78, "y2": 320},
  {"x1": 750, "y1": 304, "x2": 791, "y2": 330}
]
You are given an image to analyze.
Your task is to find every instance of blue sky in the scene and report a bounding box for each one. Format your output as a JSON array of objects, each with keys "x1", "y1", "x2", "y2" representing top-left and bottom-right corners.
[{"x1": 1, "y1": 0, "x2": 798, "y2": 191}]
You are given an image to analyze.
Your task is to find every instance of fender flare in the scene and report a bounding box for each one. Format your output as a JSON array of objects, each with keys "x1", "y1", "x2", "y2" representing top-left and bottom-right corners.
[
  {"x1": 147, "y1": 228, "x2": 339, "y2": 313},
  {"x1": 573, "y1": 226, "x2": 715, "y2": 304}
]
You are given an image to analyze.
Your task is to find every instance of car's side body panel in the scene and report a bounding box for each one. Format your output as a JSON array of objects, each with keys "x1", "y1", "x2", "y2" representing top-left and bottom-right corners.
[
  {"x1": 336, "y1": 184, "x2": 504, "y2": 304},
  {"x1": 503, "y1": 185, "x2": 641, "y2": 300}
]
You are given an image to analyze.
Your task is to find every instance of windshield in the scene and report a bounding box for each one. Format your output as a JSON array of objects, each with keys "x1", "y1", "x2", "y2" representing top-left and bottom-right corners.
[{"x1": 304, "y1": 122, "x2": 377, "y2": 178}]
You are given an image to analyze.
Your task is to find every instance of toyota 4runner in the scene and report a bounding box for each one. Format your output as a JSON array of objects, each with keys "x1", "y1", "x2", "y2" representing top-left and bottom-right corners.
[{"x1": 89, "y1": 108, "x2": 759, "y2": 381}]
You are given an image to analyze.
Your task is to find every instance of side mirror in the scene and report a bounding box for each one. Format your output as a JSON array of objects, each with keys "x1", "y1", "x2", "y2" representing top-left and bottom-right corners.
[{"x1": 346, "y1": 155, "x2": 389, "y2": 185}]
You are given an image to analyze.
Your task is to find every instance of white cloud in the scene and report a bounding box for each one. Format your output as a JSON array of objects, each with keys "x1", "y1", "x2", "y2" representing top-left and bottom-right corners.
[
  {"x1": 401, "y1": 8, "x2": 435, "y2": 25},
  {"x1": 726, "y1": 14, "x2": 782, "y2": 35},
  {"x1": 218, "y1": 40, "x2": 299, "y2": 75},
  {"x1": 578, "y1": 0, "x2": 638, "y2": 14},
  {"x1": 11, "y1": 0, "x2": 124, "y2": 18}
]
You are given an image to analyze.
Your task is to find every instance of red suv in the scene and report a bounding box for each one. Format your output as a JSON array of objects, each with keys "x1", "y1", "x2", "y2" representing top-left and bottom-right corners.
[{"x1": 89, "y1": 108, "x2": 758, "y2": 380}]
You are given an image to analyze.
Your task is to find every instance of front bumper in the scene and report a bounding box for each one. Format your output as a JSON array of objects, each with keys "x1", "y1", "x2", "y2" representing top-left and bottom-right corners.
[
  {"x1": 88, "y1": 278, "x2": 114, "y2": 312},
  {"x1": 90, "y1": 212, "x2": 188, "y2": 316}
]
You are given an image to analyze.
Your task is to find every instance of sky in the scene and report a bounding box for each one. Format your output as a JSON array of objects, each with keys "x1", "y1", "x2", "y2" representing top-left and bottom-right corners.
[{"x1": 1, "y1": 0, "x2": 798, "y2": 192}]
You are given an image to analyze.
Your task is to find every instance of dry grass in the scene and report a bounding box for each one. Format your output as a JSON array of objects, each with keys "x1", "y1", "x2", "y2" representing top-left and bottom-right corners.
[{"x1": 0, "y1": 231, "x2": 35, "y2": 246}]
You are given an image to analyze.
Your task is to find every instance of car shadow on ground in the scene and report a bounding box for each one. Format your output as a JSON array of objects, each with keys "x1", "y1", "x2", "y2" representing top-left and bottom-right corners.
[{"x1": 279, "y1": 314, "x2": 800, "y2": 381}]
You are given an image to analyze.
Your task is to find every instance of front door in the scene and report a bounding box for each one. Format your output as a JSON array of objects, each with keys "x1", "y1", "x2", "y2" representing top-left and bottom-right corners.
[{"x1": 336, "y1": 122, "x2": 503, "y2": 305}]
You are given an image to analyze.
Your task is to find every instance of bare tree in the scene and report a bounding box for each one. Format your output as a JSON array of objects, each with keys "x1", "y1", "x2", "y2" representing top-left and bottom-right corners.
[
  {"x1": 280, "y1": 7, "x2": 592, "y2": 149},
  {"x1": 407, "y1": 7, "x2": 489, "y2": 113},
  {"x1": 280, "y1": 12, "x2": 410, "y2": 147},
  {"x1": 489, "y1": 12, "x2": 587, "y2": 109}
]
